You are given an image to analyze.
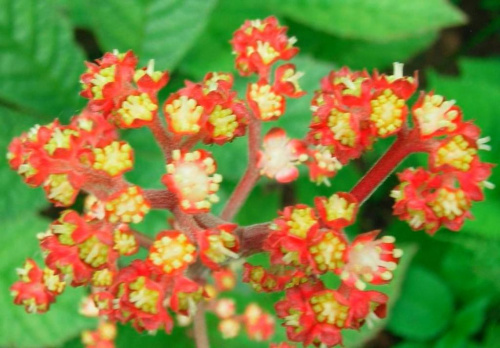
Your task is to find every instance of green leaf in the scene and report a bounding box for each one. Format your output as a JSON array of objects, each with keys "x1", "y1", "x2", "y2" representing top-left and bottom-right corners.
[
  {"x1": 289, "y1": 21, "x2": 437, "y2": 70},
  {"x1": 88, "y1": 0, "x2": 217, "y2": 70},
  {"x1": 0, "y1": 0, "x2": 85, "y2": 118},
  {"x1": 388, "y1": 266, "x2": 454, "y2": 341},
  {"x1": 342, "y1": 245, "x2": 417, "y2": 347},
  {"x1": 54, "y1": 0, "x2": 94, "y2": 29},
  {"x1": 427, "y1": 58, "x2": 500, "y2": 191},
  {"x1": 484, "y1": 323, "x2": 500, "y2": 348},
  {"x1": 0, "y1": 108, "x2": 94, "y2": 347},
  {"x1": 452, "y1": 298, "x2": 489, "y2": 337},
  {"x1": 440, "y1": 235, "x2": 500, "y2": 301},
  {"x1": 266, "y1": 0, "x2": 466, "y2": 41}
]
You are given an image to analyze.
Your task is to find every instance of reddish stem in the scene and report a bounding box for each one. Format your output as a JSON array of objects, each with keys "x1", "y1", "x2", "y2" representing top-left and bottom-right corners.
[
  {"x1": 350, "y1": 129, "x2": 425, "y2": 204},
  {"x1": 220, "y1": 118, "x2": 262, "y2": 221},
  {"x1": 193, "y1": 302, "x2": 210, "y2": 348},
  {"x1": 148, "y1": 115, "x2": 175, "y2": 160},
  {"x1": 143, "y1": 189, "x2": 177, "y2": 210},
  {"x1": 130, "y1": 229, "x2": 154, "y2": 249},
  {"x1": 238, "y1": 223, "x2": 271, "y2": 257}
]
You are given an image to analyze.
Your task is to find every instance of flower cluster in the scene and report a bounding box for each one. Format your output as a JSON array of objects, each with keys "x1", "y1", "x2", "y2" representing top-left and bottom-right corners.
[
  {"x1": 210, "y1": 300, "x2": 275, "y2": 342},
  {"x1": 243, "y1": 192, "x2": 400, "y2": 345},
  {"x1": 391, "y1": 108, "x2": 493, "y2": 234},
  {"x1": 6, "y1": 14, "x2": 493, "y2": 348}
]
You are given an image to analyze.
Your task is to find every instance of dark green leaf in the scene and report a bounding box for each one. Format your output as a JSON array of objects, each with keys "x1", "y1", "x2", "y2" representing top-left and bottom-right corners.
[
  {"x1": 266, "y1": 0, "x2": 466, "y2": 41},
  {"x1": 88, "y1": 0, "x2": 217, "y2": 70},
  {"x1": 289, "y1": 22, "x2": 437, "y2": 70},
  {"x1": 388, "y1": 266, "x2": 454, "y2": 340},
  {"x1": 0, "y1": 0, "x2": 85, "y2": 118}
]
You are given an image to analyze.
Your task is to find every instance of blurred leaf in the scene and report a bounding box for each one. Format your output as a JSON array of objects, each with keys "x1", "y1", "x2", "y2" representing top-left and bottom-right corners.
[
  {"x1": 462, "y1": 199, "x2": 500, "y2": 240},
  {"x1": 0, "y1": 0, "x2": 85, "y2": 118},
  {"x1": 394, "y1": 343, "x2": 429, "y2": 348},
  {"x1": 342, "y1": 245, "x2": 417, "y2": 347},
  {"x1": 88, "y1": 0, "x2": 216, "y2": 70},
  {"x1": 441, "y1": 243, "x2": 499, "y2": 301},
  {"x1": 440, "y1": 233, "x2": 500, "y2": 300},
  {"x1": 427, "y1": 58, "x2": 500, "y2": 191},
  {"x1": 388, "y1": 266, "x2": 454, "y2": 341},
  {"x1": 0, "y1": 108, "x2": 94, "y2": 346},
  {"x1": 266, "y1": 0, "x2": 466, "y2": 41},
  {"x1": 54, "y1": 0, "x2": 93, "y2": 29},
  {"x1": 452, "y1": 298, "x2": 489, "y2": 337},
  {"x1": 435, "y1": 297, "x2": 489, "y2": 348},
  {"x1": 289, "y1": 22, "x2": 437, "y2": 70},
  {"x1": 484, "y1": 323, "x2": 500, "y2": 347}
]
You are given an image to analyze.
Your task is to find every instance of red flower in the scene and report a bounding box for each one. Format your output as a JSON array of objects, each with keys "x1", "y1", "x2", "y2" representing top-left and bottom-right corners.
[
  {"x1": 198, "y1": 224, "x2": 240, "y2": 270},
  {"x1": 275, "y1": 281, "x2": 348, "y2": 347},
  {"x1": 343, "y1": 286, "x2": 388, "y2": 330},
  {"x1": 243, "y1": 303, "x2": 275, "y2": 341},
  {"x1": 110, "y1": 260, "x2": 173, "y2": 333},
  {"x1": 257, "y1": 128, "x2": 308, "y2": 183},
  {"x1": 147, "y1": 230, "x2": 197, "y2": 276},
  {"x1": 315, "y1": 192, "x2": 359, "y2": 229},
  {"x1": 169, "y1": 276, "x2": 204, "y2": 316},
  {"x1": 412, "y1": 92, "x2": 462, "y2": 139},
  {"x1": 340, "y1": 231, "x2": 402, "y2": 290},
  {"x1": 231, "y1": 16, "x2": 298, "y2": 78},
  {"x1": 162, "y1": 149, "x2": 222, "y2": 213},
  {"x1": 11, "y1": 259, "x2": 65, "y2": 313},
  {"x1": 273, "y1": 64, "x2": 306, "y2": 98},
  {"x1": 247, "y1": 82, "x2": 286, "y2": 121}
]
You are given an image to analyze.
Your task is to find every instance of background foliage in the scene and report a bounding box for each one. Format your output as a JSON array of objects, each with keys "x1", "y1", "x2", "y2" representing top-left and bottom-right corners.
[{"x1": 0, "y1": 0, "x2": 499, "y2": 346}]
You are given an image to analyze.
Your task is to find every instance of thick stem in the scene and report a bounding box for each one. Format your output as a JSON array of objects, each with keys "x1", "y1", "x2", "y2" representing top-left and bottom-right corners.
[
  {"x1": 172, "y1": 206, "x2": 199, "y2": 240},
  {"x1": 193, "y1": 302, "x2": 210, "y2": 348},
  {"x1": 143, "y1": 189, "x2": 177, "y2": 210},
  {"x1": 350, "y1": 129, "x2": 423, "y2": 204},
  {"x1": 238, "y1": 223, "x2": 271, "y2": 257},
  {"x1": 148, "y1": 115, "x2": 175, "y2": 160},
  {"x1": 130, "y1": 229, "x2": 154, "y2": 249},
  {"x1": 220, "y1": 118, "x2": 262, "y2": 221}
]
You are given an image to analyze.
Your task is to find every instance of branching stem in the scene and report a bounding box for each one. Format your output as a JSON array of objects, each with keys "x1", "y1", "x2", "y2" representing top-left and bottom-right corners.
[{"x1": 221, "y1": 117, "x2": 262, "y2": 221}]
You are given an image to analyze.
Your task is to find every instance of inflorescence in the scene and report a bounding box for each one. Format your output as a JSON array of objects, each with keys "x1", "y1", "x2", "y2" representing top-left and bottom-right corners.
[{"x1": 7, "y1": 16, "x2": 493, "y2": 348}]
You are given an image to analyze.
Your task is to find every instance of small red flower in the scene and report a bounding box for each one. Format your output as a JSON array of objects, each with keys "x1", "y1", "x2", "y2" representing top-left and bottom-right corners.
[
  {"x1": 273, "y1": 64, "x2": 306, "y2": 98},
  {"x1": 243, "y1": 303, "x2": 275, "y2": 341},
  {"x1": 104, "y1": 186, "x2": 151, "y2": 224},
  {"x1": 213, "y1": 268, "x2": 237, "y2": 292},
  {"x1": 306, "y1": 145, "x2": 343, "y2": 185},
  {"x1": 162, "y1": 149, "x2": 222, "y2": 213},
  {"x1": 231, "y1": 16, "x2": 298, "y2": 78},
  {"x1": 198, "y1": 224, "x2": 240, "y2": 270},
  {"x1": 315, "y1": 192, "x2": 359, "y2": 229},
  {"x1": 257, "y1": 128, "x2": 308, "y2": 183},
  {"x1": 81, "y1": 322, "x2": 116, "y2": 348},
  {"x1": 343, "y1": 286, "x2": 388, "y2": 330},
  {"x1": 147, "y1": 231, "x2": 196, "y2": 276},
  {"x1": 275, "y1": 281, "x2": 347, "y2": 347},
  {"x1": 169, "y1": 276, "x2": 204, "y2": 316},
  {"x1": 214, "y1": 298, "x2": 236, "y2": 319},
  {"x1": 11, "y1": 259, "x2": 66, "y2": 313},
  {"x1": 134, "y1": 59, "x2": 170, "y2": 95},
  {"x1": 412, "y1": 92, "x2": 462, "y2": 138},
  {"x1": 340, "y1": 231, "x2": 402, "y2": 290},
  {"x1": 111, "y1": 260, "x2": 173, "y2": 333},
  {"x1": 247, "y1": 82, "x2": 286, "y2": 121}
]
